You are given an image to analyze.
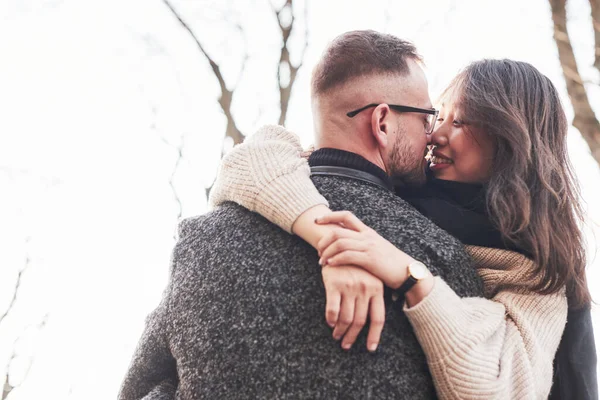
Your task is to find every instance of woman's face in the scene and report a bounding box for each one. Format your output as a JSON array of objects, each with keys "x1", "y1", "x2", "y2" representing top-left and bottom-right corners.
[{"x1": 428, "y1": 100, "x2": 495, "y2": 184}]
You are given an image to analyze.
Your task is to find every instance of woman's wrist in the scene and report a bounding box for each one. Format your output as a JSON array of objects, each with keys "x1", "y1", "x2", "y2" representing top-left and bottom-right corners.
[
  {"x1": 388, "y1": 253, "x2": 416, "y2": 289},
  {"x1": 405, "y1": 273, "x2": 435, "y2": 307},
  {"x1": 389, "y1": 252, "x2": 435, "y2": 307},
  {"x1": 291, "y1": 204, "x2": 335, "y2": 248}
]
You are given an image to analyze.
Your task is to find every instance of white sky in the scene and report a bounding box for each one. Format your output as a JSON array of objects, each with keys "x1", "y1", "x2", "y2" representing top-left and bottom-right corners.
[{"x1": 0, "y1": 0, "x2": 598, "y2": 398}]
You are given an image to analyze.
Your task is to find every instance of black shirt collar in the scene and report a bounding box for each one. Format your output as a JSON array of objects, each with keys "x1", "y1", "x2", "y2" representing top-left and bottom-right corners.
[{"x1": 308, "y1": 148, "x2": 392, "y2": 188}]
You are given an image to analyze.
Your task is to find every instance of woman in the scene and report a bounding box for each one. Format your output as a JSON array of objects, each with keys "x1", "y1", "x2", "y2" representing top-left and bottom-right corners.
[{"x1": 210, "y1": 60, "x2": 595, "y2": 399}]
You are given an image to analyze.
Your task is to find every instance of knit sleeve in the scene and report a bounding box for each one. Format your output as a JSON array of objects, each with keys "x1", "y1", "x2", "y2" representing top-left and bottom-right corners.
[
  {"x1": 404, "y1": 246, "x2": 567, "y2": 400},
  {"x1": 209, "y1": 125, "x2": 329, "y2": 233}
]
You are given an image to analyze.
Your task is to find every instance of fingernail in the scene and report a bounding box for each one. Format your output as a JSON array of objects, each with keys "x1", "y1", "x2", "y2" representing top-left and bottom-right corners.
[
  {"x1": 327, "y1": 321, "x2": 335, "y2": 328},
  {"x1": 368, "y1": 343, "x2": 378, "y2": 352},
  {"x1": 314, "y1": 217, "x2": 322, "y2": 223},
  {"x1": 333, "y1": 334, "x2": 341, "y2": 341},
  {"x1": 342, "y1": 343, "x2": 352, "y2": 350},
  {"x1": 318, "y1": 258, "x2": 323, "y2": 265}
]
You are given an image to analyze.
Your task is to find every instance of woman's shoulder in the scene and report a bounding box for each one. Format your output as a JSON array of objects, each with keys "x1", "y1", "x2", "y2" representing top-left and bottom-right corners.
[
  {"x1": 465, "y1": 246, "x2": 533, "y2": 269},
  {"x1": 465, "y1": 246, "x2": 565, "y2": 299}
]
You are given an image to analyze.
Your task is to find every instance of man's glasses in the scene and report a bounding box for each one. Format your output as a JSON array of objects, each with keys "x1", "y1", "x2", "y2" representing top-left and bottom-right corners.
[{"x1": 346, "y1": 103, "x2": 439, "y2": 134}]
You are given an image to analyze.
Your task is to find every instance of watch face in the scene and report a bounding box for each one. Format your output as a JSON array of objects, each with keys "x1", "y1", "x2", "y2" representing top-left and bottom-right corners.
[{"x1": 409, "y1": 261, "x2": 429, "y2": 280}]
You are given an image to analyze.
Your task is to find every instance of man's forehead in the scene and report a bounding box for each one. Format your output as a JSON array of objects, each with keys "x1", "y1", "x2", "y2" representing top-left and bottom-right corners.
[{"x1": 384, "y1": 71, "x2": 431, "y2": 107}]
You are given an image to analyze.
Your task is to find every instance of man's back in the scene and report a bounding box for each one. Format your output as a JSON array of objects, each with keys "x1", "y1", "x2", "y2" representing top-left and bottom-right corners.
[{"x1": 120, "y1": 175, "x2": 484, "y2": 400}]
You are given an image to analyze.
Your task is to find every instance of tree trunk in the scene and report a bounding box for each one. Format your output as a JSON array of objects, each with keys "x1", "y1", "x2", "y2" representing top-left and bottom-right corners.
[
  {"x1": 549, "y1": 0, "x2": 600, "y2": 166},
  {"x1": 590, "y1": 0, "x2": 600, "y2": 71}
]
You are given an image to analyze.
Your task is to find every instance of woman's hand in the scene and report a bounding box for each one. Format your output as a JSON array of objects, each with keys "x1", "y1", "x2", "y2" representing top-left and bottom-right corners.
[
  {"x1": 316, "y1": 211, "x2": 415, "y2": 289},
  {"x1": 315, "y1": 211, "x2": 435, "y2": 307},
  {"x1": 321, "y1": 264, "x2": 385, "y2": 352},
  {"x1": 292, "y1": 205, "x2": 386, "y2": 351}
]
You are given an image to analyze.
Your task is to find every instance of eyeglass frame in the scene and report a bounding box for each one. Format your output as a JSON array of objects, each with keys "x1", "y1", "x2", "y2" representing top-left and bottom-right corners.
[{"x1": 346, "y1": 103, "x2": 439, "y2": 134}]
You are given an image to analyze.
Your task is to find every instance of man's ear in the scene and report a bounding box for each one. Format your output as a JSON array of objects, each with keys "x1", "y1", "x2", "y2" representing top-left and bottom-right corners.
[{"x1": 370, "y1": 104, "x2": 391, "y2": 149}]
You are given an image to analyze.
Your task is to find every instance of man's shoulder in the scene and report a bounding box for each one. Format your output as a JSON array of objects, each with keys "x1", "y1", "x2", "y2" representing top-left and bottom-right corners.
[{"x1": 314, "y1": 176, "x2": 438, "y2": 227}]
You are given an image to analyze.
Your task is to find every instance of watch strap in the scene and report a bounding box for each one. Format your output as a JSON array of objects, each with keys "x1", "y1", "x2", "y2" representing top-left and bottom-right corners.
[{"x1": 394, "y1": 275, "x2": 418, "y2": 298}]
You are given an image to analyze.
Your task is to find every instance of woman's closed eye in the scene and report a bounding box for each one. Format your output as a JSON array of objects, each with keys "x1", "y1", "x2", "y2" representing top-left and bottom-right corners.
[{"x1": 436, "y1": 117, "x2": 465, "y2": 126}]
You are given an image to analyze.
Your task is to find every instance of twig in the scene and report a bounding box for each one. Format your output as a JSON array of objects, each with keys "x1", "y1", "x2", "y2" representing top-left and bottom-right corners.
[
  {"x1": 0, "y1": 237, "x2": 31, "y2": 327},
  {"x1": 2, "y1": 314, "x2": 49, "y2": 400},
  {"x1": 273, "y1": 0, "x2": 309, "y2": 125},
  {"x1": 159, "y1": 136, "x2": 185, "y2": 221}
]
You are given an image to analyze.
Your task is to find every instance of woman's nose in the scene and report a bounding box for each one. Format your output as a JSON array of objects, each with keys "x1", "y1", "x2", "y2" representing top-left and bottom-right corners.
[{"x1": 430, "y1": 126, "x2": 449, "y2": 147}]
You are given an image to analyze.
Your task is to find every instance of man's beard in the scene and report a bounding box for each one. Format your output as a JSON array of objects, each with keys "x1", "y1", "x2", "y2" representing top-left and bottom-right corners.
[{"x1": 388, "y1": 135, "x2": 427, "y2": 188}]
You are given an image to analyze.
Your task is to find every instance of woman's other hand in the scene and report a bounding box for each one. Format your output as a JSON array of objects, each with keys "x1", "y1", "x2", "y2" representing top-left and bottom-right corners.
[
  {"x1": 316, "y1": 211, "x2": 435, "y2": 307},
  {"x1": 316, "y1": 211, "x2": 414, "y2": 289},
  {"x1": 321, "y1": 264, "x2": 385, "y2": 352}
]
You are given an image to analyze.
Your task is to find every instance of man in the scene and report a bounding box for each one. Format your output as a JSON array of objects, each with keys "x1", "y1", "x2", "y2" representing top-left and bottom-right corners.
[{"x1": 119, "y1": 30, "x2": 484, "y2": 399}]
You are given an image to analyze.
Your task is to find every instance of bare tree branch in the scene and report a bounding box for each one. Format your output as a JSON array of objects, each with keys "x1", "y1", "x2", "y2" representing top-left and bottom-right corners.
[
  {"x1": 2, "y1": 314, "x2": 48, "y2": 400},
  {"x1": 590, "y1": 0, "x2": 600, "y2": 71},
  {"x1": 233, "y1": 22, "x2": 250, "y2": 90},
  {"x1": 0, "y1": 237, "x2": 31, "y2": 327},
  {"x1": 159, "y1": 134, "x2": 184, "y2": 221},
  {"x1": 162, "y1": 0, "x2": 251, "y2": 200},
  {"x1": 273, "y1": 0, "x2": 309, "y2": 126},
  {"x1": 163, "y1": 0, "x2": 245, "y2": 148},
  {"x1": 550, "y1": 0, "x2": 600, "y2": 166},
  {"x1": 2, "y1": 371, "x2": 12, "y2": 400},
  {"x1": 163, "y1": 1, "x2": 309, "y2": 200}
]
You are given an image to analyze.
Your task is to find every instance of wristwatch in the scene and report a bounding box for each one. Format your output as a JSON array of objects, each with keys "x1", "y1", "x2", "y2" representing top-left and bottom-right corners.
[{"x1": 393, "y1": 261, "x2": 429, "y2": 300}]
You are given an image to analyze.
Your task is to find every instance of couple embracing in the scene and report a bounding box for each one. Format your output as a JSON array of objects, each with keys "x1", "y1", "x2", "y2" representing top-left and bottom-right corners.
[{"x1": 120, "y1": 30, "x2": 596, "y2": 399}]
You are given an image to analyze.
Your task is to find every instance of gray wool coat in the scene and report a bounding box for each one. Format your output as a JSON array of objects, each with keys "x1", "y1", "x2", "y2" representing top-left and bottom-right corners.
[{"x1": 119, "y1": 174, "x2": 485, "y2": 400}]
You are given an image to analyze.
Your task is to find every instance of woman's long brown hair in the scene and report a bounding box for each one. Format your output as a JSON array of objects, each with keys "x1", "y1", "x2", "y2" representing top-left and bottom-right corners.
[{"x1": 445, "y1": 59, "x2": 591, "y2": 309}]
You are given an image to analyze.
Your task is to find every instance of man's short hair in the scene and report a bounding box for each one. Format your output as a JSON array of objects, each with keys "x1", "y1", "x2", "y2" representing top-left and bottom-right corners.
[{"x1": 311, "y1": 30, "x2": 422, "y2": 97}]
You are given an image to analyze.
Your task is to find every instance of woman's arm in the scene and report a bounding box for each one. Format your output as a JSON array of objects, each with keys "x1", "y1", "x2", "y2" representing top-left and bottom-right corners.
[
  {"x1": 209, "y1": 125, "x2": 329, "y2": 233},
  {"x1": 209, "y1": 125, "x2": 385, "y2": 352},
  {"x1": 313, "y1": 211, "x2": 435, "y2": 304},
  {"x1": 315, "y1": 212, "x2": 567, "y2": 400},
  {"x1": 404, "y1": 247, "x2": 567, "y2": 400}
]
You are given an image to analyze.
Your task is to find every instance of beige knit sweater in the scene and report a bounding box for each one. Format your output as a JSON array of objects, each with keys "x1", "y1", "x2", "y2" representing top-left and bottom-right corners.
[{"x1": 209, "y1": 125, "x2": 567, "y2": 400}]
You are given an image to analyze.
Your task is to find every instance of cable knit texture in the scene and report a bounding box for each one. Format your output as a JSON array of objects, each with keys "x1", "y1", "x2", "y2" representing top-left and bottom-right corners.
[
  {"x1": 404, "y1": 246, "x2": 567, "y2": 400},
  {"x1": 209, "y1": 125, "x2": 328, "y2": 233},
  {"x1": 208, "y1": 125, "x2": 568, "y2": 400}
]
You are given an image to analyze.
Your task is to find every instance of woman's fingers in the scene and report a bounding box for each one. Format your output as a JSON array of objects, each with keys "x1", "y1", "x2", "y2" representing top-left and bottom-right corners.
[
  {"x1": 316, "y1": 228, "x2": 358, "y2": 255},
  {"x1": 316, "y1": 211, "x2": 367, "y2": 232},
  {"x1": 326, "y1": 250, "x2": 371, "y2": 268},
  {"x1": 366, "y1": 295, "x2": 385, "y2": 352},
  {"x1": 332, "y1": 295, "x2": 355, "y2": 341},
  {"x1": 319, "y1": 238, "x2": 366, "y2": 265},
  {"x1": 322, "y1": 266, "x2": 385, "y2": 352},
  {"x1": 324, "y1": 284, "x2": 341, "y2": 328},
  {"x1": 341, "y1": 297, "x2": 369, "y2": 350}
]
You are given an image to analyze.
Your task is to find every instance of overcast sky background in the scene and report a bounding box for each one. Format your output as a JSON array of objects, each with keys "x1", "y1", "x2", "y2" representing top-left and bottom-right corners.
[{"x1": 0, "y1": 0, "x2": 598, "y2": 398}]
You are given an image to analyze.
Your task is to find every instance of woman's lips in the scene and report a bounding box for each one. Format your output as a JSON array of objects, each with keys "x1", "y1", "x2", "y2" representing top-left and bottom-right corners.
[
  {"x1": 432, "y1": 150, "x2": 452, "y2": 160},
  {"x1": 429, "y1": 162, "x2": 452, "y2": 171},
  {"x1": 429, "y1": 151, "x2": 453, "y2": 171}
]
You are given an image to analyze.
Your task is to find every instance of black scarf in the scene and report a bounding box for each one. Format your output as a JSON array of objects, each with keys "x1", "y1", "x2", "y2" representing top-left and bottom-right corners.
[{"x1": 398, "y1": 177, "x2": 525, "y2": 254}]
